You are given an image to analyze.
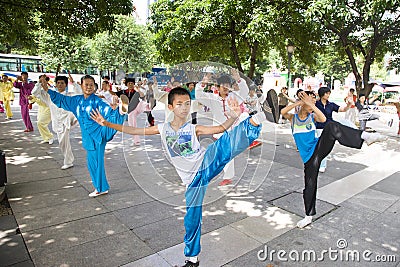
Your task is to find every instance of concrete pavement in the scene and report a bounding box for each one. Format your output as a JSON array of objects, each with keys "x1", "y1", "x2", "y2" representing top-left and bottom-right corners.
[{"x1": 0, "y1": 99, "x2": 399, "y2": 267}]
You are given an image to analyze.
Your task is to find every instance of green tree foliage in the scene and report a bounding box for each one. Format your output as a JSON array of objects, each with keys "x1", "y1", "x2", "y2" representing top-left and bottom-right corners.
[
  {"x1": 150, "y1": 0, "x2": 322, "y2": 79},
  {"x1": 0, "y1": 0, "x2": 132, "y2": 49},
  {"x1": 308, "y1": 0, "x2": 400, "y2": 95},
  {"x1": 313, "y1": 46, "x2": 352, "y2": 82},
  {"x1": 36, "y1": 30, "x2": 92, "y2": 72},
  {"x1": 91, "y1": 15, "x2": 156, "y2": 73}
]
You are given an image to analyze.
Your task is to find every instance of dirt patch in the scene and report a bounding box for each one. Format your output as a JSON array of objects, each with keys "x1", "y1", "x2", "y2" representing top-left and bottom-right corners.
[{"x1": 0, "y1": 195, "x2": 12, "y2": 216}]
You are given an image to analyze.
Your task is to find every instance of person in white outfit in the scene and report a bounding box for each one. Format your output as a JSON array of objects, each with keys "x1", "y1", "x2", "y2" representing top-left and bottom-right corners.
[
  {"x1": 31, "y1": 73, "x2": 82, "y2": 170},
  {"x1": 195, "y1": 68, "x2": 249, "y2": 186},
  {"x1": 97, "y1": 80, "x2": 115, "y2": 105}
]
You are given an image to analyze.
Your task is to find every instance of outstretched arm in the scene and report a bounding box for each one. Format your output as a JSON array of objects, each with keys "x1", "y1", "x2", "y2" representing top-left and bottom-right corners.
[
  {"x1": 281, "y1": 101, "x2": 301, "y2": 121},
  {"x1": 90, "y1": 109, "x2": 160, "y2": 135},
  {"x1": 152, "y1": 76, "x2": 168, "y2": 103},
  {"x1": 68, "y1": 71, "x2": 83, "y2": 94},
  {"x1": 41, "y1": 78, "x2": 77, "y2": 113},
  {"x1": 338, "y1": 96, "x2": 353, "y2": 112},
  {"x1": 300, "y1": 92, "x2": 326, "y2": 122},
  {"x1": 196, "y1": 98, "x2": 241, "y2": 136}
]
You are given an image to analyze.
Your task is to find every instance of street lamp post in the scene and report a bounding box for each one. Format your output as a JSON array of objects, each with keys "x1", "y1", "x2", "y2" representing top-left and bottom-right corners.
[{"x1": 286, "y1": 43, "x2": 295, "y2": 88}]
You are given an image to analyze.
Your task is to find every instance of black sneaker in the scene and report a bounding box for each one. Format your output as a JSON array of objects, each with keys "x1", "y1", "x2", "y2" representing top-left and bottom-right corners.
[
  {"x1": 262, "y1": 89, "x2": 279, "y2": 123},
  {"x1": 128, "y1": 92, "x2": 140, "y2": 114},
  {"x1": 174, "y1": 260, "x2": 199, "y2": 267}
]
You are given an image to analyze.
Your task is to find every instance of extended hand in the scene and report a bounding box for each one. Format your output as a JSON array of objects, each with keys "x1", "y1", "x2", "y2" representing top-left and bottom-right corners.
[
  {"x1": 68, "y1": 71, "x2": 74, "y2": 83},
  {"x1": 299, "y1": 91, "x2": 315, "y2": 106},
  {"x1": 90, "y1": 109, "x2": 106, "y2": 126},
  {"x1": 346, "y1": 96, "x2": 354, "y2": 106},
  {"x1": 225, "y1": 98, "x2": 242, "y2": 119}
]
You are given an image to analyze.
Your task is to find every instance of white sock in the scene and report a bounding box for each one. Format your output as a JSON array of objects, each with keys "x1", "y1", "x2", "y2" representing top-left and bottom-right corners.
[
  {"x1": 296, "y1": 216, "x2": 312, "y2": 228},
  {"x1": 188, "y1": 256, "x2": 198, "y2": 263},
  {"x1": 251, "y1": 111, "x2": 267, "y2": 125}
]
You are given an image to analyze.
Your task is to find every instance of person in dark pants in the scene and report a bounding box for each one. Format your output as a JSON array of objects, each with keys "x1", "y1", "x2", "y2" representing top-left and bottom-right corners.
[
  {"x1": 281, "y1": 90, "x2": 387, "y2": 228},
  {"x1": 355, "y1": 94, "x2": 393, "y2": 131},
  {"x1": 315, "y1": 86, "x2": 353, "y2": 173}
]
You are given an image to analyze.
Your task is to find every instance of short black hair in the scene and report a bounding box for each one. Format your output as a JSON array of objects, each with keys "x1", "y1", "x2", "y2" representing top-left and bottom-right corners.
[
  {"x1": 349, "y1": 88, "x2": 355, "y2": 93},
  {"x1": 359, "y1": 94, "x2": 365, "y2": 98},
  {"x1": 55, "y1": 76, "x2": 68, "y2": 84},
  {"x1": 296, "y1": 89, "x2": 304, "y2": 97},
  {"x1": 168, "y1": 87, "x2": 190, "y2": 105},
  {"x1": 102, "y1": 76, "x2": 110, "y2": 80},
  {"x1": 21, "y1": 71, "x2": 28, "y2": 76},
  {"x1": 217, "y1": 74, "x2": 232, "y2": 86},
  {"x1": 304, "y1": 90, "x2": 316, "y2": 98},
  {"x1": 2, "y1": 74, "x2": 8, "y2": 78},
  {"x1": 186, "y1": 82, "x2": 196, "y2": 87},
  {"x1": 318, "y1": 86, "x2": 331, "y2": 98},
  {"x1": 81, "y1": 75, "x2": 95, "y2": 84},
  {"x1": 125, "y1": 78, "x2": 135, "y2": 85}
]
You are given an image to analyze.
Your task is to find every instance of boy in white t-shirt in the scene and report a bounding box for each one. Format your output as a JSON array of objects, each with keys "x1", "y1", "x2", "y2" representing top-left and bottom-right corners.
[{"x1": 90, "y1": 87, "x2": 266, "y2": 267}]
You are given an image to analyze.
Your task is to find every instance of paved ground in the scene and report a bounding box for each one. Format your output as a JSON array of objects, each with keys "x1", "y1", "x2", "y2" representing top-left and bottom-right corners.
[{"x1": 0, "y1": 94, "x2": 399, "y2": 267}]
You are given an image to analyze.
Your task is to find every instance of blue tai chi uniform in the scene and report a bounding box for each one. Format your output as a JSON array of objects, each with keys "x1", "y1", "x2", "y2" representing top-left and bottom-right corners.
[
  {"x1": 48, "y1": 90, "x2": 125, "y2": 193},
  {"x1": 158, "y1": 117, "x2": 261, "y2": 257}
]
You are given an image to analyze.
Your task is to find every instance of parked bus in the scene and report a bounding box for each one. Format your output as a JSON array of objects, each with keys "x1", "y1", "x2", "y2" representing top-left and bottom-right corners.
[{"x1": 0, "y1": 53, "x2": 101, "y2": 87}]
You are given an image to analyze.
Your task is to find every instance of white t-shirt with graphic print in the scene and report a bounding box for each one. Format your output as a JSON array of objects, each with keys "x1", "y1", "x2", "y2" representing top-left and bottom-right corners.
[{"x1": 158, "y1": 122, "x2": 206, "y2": 185}]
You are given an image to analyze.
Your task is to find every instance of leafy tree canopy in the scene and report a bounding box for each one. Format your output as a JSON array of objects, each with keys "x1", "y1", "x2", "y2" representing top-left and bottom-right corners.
[
  {"x1": 91, "y1": 15, "x2": 156, "y2": 73},
  {"x1": 36, "y1": 30, "x2": 92, "y2": 72},
  {"x1": 0, "y1": 0, "x2": 132, "y2": 49},
  {"x1": 150, "y1": 0, "x2": 323, "y2": 78},
  {"x1": 307, "y1": 0, "x2": 400, "y2": 94}
]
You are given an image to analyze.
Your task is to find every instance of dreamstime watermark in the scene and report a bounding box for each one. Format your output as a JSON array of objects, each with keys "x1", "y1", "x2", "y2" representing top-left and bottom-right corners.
[{"x1": 257, "y1": 238, "x2": 397, "y2": 263}]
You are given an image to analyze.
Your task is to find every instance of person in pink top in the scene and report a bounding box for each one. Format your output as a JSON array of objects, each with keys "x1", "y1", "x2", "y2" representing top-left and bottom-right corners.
[{"x1": 13, "y1": 71, "x2": 35, "y2": 132}]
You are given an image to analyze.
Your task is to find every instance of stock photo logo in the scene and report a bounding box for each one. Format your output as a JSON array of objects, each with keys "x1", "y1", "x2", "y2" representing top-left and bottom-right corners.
[
  {"x1": 121, "y1": 61, "x2": 278, "y2": 207},
  {"x1": 258, "y1": 238, "x2": 397, "y2": 264}
]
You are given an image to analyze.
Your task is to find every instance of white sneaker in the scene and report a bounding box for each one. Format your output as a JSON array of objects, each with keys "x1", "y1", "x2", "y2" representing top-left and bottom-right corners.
[
  {"x1": 61, "y1": 164, "x2": 74, "y2": 170},
  {"x1": 363, "y1": 133, "x2": 388, "y2": 145},
  {"x1": 251, "y1": 111, "x2": 267, "y2": 125},
  {"x1": 48, "y1": 138, "x2": 54, "y2": 145},
  {"x1": 297, "y1": 216, "x2": 313, "y2": 228},
  {"x1": 39, "y1": 140, "x2": 48, "y2": 144},
  {"x1": 319, "y1": 166, "x2": 326, "y2": 173},
  {"x1": 88, "y1": 190, "x2": 109, "y2": 197}
]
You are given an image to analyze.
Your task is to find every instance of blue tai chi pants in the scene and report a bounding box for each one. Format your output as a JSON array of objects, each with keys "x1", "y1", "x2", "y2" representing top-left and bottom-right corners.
[
  {"x1": 86, "y1": 111, "x2": 126, "y2": 193},
  {"x1": 184, "y1": 117, "x2": 261, "y2": 257}
]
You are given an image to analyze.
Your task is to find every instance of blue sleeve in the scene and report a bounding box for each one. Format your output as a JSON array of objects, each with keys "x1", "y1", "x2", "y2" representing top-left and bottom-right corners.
[
  {"x1": 332, "y1": 102, "x2": 340, "y2": 112},
  {"x1": 48, "y1": 89, "x2": 78, "y2": 115}
]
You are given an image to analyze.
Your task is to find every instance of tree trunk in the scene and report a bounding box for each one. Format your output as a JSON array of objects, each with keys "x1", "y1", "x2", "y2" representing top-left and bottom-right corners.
[
  {"x1": 6, "y1": 44, "x2": 11, "y2": 54},
  {"x1": 362, "y1": 37, "x2": 379, "y2": 97},
  {"x1": 343, "y1": 46, "x2": 362, "y2": 95},
  {"x1": 229, "y1": 20, "x2": 244, "y2": 74},
  {"x1": 248, "y1": 41, "x2": 259, "y2": 79},
  {"x1": 56, "y1": 63, "x2": 61, "y2": 76}
]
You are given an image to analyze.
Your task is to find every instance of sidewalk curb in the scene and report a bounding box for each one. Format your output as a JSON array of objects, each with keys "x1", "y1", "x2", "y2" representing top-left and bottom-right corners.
[{"x1": 0, "y1": 186, "x2": 5, "y2": 203}]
